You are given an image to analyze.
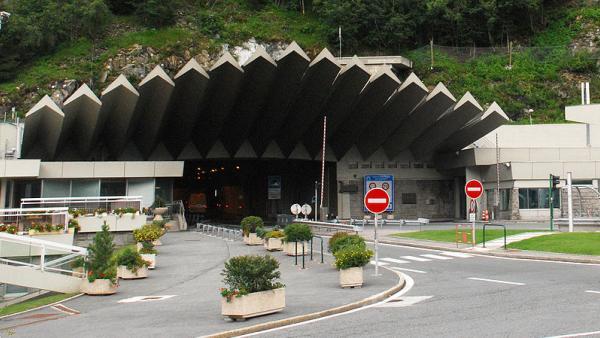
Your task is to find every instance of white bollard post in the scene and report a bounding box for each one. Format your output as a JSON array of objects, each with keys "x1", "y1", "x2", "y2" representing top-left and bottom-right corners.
[{"x1": 567, "y1": 172, "x2": 574, "y2": 233}]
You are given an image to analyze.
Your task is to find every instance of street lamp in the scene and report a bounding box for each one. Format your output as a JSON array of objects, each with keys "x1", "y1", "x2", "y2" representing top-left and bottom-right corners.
[
  {"x1": 0, "y1": 11, "x2": 10, "y2": 31},
  {"x1": 526, "y1": 108, "x2": 534, "y2": 125}
]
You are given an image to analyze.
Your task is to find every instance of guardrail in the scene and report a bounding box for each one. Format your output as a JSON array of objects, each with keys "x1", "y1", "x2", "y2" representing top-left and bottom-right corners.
[
  {"x1": 197, "y1": 223, "x2": 242, "y2": 241},
  {"x1": 482, "y1": 223, "x2": 507, "y2": 249},
  {"x1": 297, "y1": 220, "x2": 361, "y2": 234}
]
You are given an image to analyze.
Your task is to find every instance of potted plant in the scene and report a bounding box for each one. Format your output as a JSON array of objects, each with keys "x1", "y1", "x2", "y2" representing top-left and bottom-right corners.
[
  {"x1": 133, "y1": 224, "x2": 162, "y2": 269},
  {"x1": 263, "y1": 230, "x2": 284, "y2": 251},
  {"x1": 1, "y1": 224, "x2": 17, "y2": 234},
  {"x1": 68, "y1": 219, "x2": 80, "y2": 234},
  {"x1": 283, "y1": 223, "x2": 312, "y2": 256},
  {"x1": 334, "y1": 244, "x2": 373, "y2": 288},
  {"x1": 220, "y1": 255, "x2": 285, "y2": 320},
  {"x1": 116, "y1": 247, "x2": 149, "y2": 279},
  {"x1": 241, "y1": 216, "x2": 264, "y2": 245},
  {"x1": 329, "y1": 233, "x2": 366, "y2": 254},
  {"x1": 94, "y1": 207, "x2": 108, "y2": 217},
  {"x1": 152, "y1": 196, "x2": 168, "y2": 221},
  {"x1": 80, "y1": 223, "x2": 118, "y2": 295},
  {"x1": 151, "y1": 220, "x2": 167, "y2": 245}
]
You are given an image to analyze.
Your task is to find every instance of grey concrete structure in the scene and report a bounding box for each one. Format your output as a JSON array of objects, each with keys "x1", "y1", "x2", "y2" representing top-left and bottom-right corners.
[
  {"x1": 58, "y1": 84, "x2": 102, "y2": 158},
  {"x1": 21, "y1": 95, "x2": 64, "y2": 160},
  {"x1": 163, "y1": 58, "x2": 210, "y2": 158}
]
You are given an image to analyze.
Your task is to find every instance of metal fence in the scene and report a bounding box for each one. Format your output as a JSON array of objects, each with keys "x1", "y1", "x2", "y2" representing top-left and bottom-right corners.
[{"x1": 197, "y1": 223, "x2": 242, "y2": 241}]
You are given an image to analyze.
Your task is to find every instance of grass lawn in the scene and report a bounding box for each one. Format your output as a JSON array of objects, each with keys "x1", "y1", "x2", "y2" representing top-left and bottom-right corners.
[
  {"x1": 0, "y1": 293, "x2": 77, "y2": 317},
  {"x1": 392, "y1": 229, "x2": 547, "y2": 245},
  {"x1": 507, "y1": 232, "x2": 600, "y2": 256}
]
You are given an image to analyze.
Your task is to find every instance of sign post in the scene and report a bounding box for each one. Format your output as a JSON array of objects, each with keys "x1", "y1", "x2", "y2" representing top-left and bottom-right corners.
[
  {"x1": 465, "y1": 179, "x2": 483, "y2": 245},
  {"x1": 301, "y1": 204, "x2": 312, "y2": 220},
  {"x1": 290, "y1": 204, "x2": 301, "y2": 219},
  {"x1": 364, "y1": 188, "x2": 390, "y2": 276}
]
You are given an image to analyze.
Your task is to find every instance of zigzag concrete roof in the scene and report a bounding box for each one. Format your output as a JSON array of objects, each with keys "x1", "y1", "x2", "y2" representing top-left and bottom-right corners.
[{"x1": 22, "y1": 43, "x2": 509, "y2": 162}]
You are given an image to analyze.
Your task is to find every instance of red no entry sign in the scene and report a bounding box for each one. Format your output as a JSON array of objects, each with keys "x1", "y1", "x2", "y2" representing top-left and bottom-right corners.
[
  {"x1": 465, "y1": 179, "x2": 483, "y2": 199},
  {"x1": 364, "y1": 188, "x2": 390, "y2": 214}
]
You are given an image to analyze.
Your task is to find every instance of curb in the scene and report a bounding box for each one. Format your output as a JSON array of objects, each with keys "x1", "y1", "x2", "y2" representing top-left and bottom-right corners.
[
  {"x1": 205, "y1": 272, "x2": 406, "y2": 338},
  {"x1": 377, "y1": 238, "x2": 600, "y2": 265},
  {"x1": 0, "y1": 293, "x2": 84, "y2": 320}
]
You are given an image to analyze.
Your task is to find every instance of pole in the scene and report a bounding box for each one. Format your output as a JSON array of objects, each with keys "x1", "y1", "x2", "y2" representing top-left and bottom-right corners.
[
  {"x1": 549, "y1": 174, "x2": 554, "y2": 231},
  {"x1": 495, "y1": 133, "x2": 500, "y2": 220},
  {"x1": 338, "y1": 26, "x2": 342, "y2": 60},
  {"x1": 320, "y1": 116, "x2": 327, "y2": 217},
  {"x1": 374, "y1": 213, "x2": 379, "y2": 276},
  {"x1": 314, "y1": 181, "x2": 318, "y2": 221},
  {"x1": 430, "y1": 39, "x2": 434, "y2": 70},
  {"x1": 567, "y1": 172, "x2": 574, "y2": 233}
]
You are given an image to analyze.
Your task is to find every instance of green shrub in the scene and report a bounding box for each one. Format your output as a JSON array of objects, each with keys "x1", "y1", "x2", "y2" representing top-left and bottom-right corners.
[
  {"x1": 264, "y1": 230, "x2": 285, "y2": 239},
  {"x1": 133, "y1": 224, "x2": 163, "y2": 243},
  {"x1": 334, "y1": 244, "x2": 373, "y2": 270},
  {"x1": 328, "y1": 232, "x2": 349, "y2": 252},
  {"x1": 256, "y1": 226, "x2": 267, "y2": 239},
  {"x1": 220, "y1": 255, "x2": 284, "y2": 301},
  {"x1": 330, "y1": 234, "x2": 366, "y2": 254},
  {"x1": 284, "y1": 223, "x2": 312, "y2": 242},
  {"x1": 116, "y1": 247, "x2": 147, "y2": 273},
  {"x1": 139, "y1": 241, "x2": 157, "y2": 255},
  {"x1": 196, "y1": 10, "x2": 224, "y2": 36},
  {"x1": 135, "y1": 0, "x2": 175, "y2": 28},
  {"x1": 241, "y1": 216, "x2": 264, "y2": 236},
  {"x1": 84, "y1": 223, "x2": 117, "y2": 284}
]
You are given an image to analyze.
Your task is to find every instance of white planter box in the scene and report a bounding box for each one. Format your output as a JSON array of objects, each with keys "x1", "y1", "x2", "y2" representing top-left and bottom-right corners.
[
  {"x1": 118, "y1": 265, "x2": 148, "y2": 280},
  {"x1": 221, "y1": 288, "x2": 285, "y2": 320},
  {"x1": 264, "y1": 238, "x2": 283, "y2": 251},
  {"x1": 283, "y1": 241, "x2": 309, "y2": 256},
  {"x1": 80, "y1": 278, "x2": 118, "y2": 295},
  {"x1": 244, "y1": 233, "x2": 263, "y2": 246},
  {"x1": 339, "y1": 267, "x2": 363, "y2": 288},
  {"x1": 141, "y1": 253, "x2": 156, "y2": 269},
  {"x1": 77, "y1": 214, "x2": 146, "y2": 233}
]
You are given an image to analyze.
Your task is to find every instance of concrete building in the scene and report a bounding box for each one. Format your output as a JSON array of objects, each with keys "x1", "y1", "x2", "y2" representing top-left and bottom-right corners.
[{"x1": 1, "y1": 42, "x2": 595, "y2": 223}]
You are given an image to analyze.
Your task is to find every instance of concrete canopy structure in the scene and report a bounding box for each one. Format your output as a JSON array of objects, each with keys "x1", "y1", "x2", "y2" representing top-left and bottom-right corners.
[{"x1": 21, "y1": 43, "x2": 508, "y2": 164}]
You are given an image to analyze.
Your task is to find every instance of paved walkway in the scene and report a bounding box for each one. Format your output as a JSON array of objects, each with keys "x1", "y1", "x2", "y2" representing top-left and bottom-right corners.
[{"x1": 0, "y1": 231, "x2": 398, "y2": 338}]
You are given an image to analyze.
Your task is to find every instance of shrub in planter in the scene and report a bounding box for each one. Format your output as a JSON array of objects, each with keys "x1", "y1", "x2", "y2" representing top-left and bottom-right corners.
[
  {"x1": 328, "y1": 232, "x2": 349, "y2": 252},
  {"x1": 68, "y1": 219, "x2": 80, "y2": 234},
  {"x1": 116, "y1": 247, "x2": 148, "y2": 279},
  {"x1": 329, "y1": 234, "x2": 366, "y2": 254},
  {"x1": 334, "y1": 244, "x2": 373, "y2": 288},
  {"x1": 263, "y1": 230, "x2": 285, "y2": 251},
  {"x1": 138, "y1": 241, "x2": 157, "y2": 269},
  {"x1": 1, "y1": 224, "x2": 18, "y2": 234},
  {"x1": 133, "y1": 224, "x2": 160, "y2": 269},
  {"x1": 241, "y1": 216, "x2": 264, "y2": 245},
  {"x1": 283, "y1": 223, "x2": 312, "y2": 256},
  {"x1": 220, "y1": 255, "x2": 285, "y2": 319},
  {"x1": 81, "y1": 223, "x2": 118, "y2": 295}
]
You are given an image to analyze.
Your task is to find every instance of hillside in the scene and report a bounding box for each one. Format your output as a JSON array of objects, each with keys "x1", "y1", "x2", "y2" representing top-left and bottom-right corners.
[{"x1": 0, "y1": 0, "x2": 598, "y2": 124}]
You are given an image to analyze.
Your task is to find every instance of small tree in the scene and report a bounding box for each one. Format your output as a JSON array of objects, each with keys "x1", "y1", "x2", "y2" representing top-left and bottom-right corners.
[
  {"x1": 85, "y1": 222, "x2": 117, "y2": 284},
  {"x1": 241, "y1": 216, "x2": 264, "y2": 236}
]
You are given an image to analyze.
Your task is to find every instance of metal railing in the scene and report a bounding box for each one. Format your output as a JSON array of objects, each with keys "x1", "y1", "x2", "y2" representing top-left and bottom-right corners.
[
  {"x1": 197, "y1": 223, "x2": 242, "y2": 241},
  {"x1": 0, "y1": 207, "x2": 69, "y2": 233},
  {"x1": 482, "y1": 223, "x2": 507, "y2": 249},
  {"x1": 20, "y1": 196, "x2": 142, "y2": 215},
  {"x1": 166, "y1": 200, "x2": 187, "y2": 230}
]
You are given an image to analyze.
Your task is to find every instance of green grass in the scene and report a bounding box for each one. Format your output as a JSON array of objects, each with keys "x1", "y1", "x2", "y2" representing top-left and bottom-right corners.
[
  {"x1": 507, "y1": 232, "x2": 600, "y2": 256},
  {"x1": 0, "y1": 293, "x2": 77, "y2": 317},
  {"x1": 392, "y1": 229, "x2": 547, "y2": 245}
]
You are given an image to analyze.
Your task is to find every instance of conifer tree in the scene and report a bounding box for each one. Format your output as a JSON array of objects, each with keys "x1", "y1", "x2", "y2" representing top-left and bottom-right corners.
[{"x1": 85, "y1": 222, "x2": 117, "y2": 283}]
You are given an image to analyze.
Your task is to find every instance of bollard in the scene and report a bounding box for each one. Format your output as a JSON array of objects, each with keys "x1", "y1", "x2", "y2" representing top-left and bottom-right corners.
[
  {"x1": 302, "y1": 242, "x2": 305, "y2": 269},
  {"x1": 310, "y1": 238, "x2": 313, "y2": 261},
  {"x1": 295, "y1": 241, "x2": 298, "y2": 266},
  {"x1": 321, "y1": 238, "x2": 324, "y2": 264}
]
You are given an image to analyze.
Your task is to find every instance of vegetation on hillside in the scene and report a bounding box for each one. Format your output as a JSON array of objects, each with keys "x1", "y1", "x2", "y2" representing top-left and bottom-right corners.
[{"x1": 0, "y1": 0, "x2": 597, "y2": 123}]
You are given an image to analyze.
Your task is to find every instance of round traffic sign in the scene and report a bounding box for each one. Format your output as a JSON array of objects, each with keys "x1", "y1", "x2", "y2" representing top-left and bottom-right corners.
[
  {"x1": 364, "y1": 188, "x2": 390, "y2": 214},
  {"x1": 301, "y1": 204, "x2": 312, "y2": 216},
  {"x1": 465, "y1": 179, "x2": 483, "y2": 199},
  {"x1": 290, "y1": 203, "x2": 301, "y2": 216}
]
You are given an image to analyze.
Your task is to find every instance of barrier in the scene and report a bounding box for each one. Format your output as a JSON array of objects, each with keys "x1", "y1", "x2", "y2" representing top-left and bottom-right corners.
[
  {"x1": 482, "y1": 223, "x2": 507, "y2": 249},
  {"x1": 455, "y1": 224, "x2": 474, "y2": 247},
  {"x1": 197, "y1": 223, "x2": 242, "y2": 242}
]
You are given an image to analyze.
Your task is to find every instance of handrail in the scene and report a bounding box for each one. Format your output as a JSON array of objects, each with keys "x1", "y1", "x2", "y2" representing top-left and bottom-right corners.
[
  {"x1": 21, "y1": 196, "x2": 143, "y2": 204},
  {"x1": 311, "y1": 236, "x2": 324, "y2": 264},
  {"x1": 0, "y1": 232, "x2": 87, "y2": 254},
  {"x1": 482, "y1": 223, "x2": 507, "y2": 250}
]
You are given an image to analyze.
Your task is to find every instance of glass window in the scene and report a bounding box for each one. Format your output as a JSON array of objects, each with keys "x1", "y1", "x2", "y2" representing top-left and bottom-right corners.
[
  {"x1": 519, "y1": 188, "x2": 561, "y2": 209},
  {"x1": 128, "y1": 179, "x2": 155, "y2": 208},
  {"x1": 519, "y1": 189, "x2": 528, "y2": 209},
  {"x1": 500, "y1": 189, "x2": 510, "y2": 211},
  {"x1": 552, "y1": 188, "x2": 560, "y2": 208},
  {"x1": 538, "y1": 188, "x2": 550, "y2": 208},
  {"x1": 42, "y1": 180, "x2": 70, "y2": 198},
  {"x1": 11, "y1": 180, "x2": 41, "y2": 207},
  {"x1": 100, "y1": 179, "x2": 126, "y2": 196},
  {"x1": 155, "y1": 178, "x2": 173, "y2": 203},
  {"x1": 71, "y1": 180, "x2": 100, "y2": 197},
  {"x1": 528, "y1": 189, "x2": 539, "y2": 208},
  {"x1": 402, "y1": 193, "x2": 416, "y2": 204}
]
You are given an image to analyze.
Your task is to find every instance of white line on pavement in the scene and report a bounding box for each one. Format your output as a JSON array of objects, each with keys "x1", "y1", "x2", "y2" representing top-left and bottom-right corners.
[
  {"x1": 401, "y1": 255, "x2": 431, "y2": 262},
  {"x1": 545, "y1": 330, "x2": 600, "y2": 338},
  {"x1": 421, "y1": 254, "x2": 453, "y2": 260},
  {"x1": 439, "y1": 251, "x2": 473, "y2": 258},
  {"x1": 369, "y1": 260, "x2": 389, "y2": 266},
  {"x1": 389, "y1": 267, "x2": 427, "y2": 274},
  {"x1": 51, "y1": 304, "x2": 80, "y2": 315},
  {"x1": 381, "y1": 257, "x2": 409, "y2": 264},
  {"x1": 467, "y1": 277, "x2": 525, "y2": 286},
  {"x1": 585, "y1": 290, "x2": 600, "y2": 294}
]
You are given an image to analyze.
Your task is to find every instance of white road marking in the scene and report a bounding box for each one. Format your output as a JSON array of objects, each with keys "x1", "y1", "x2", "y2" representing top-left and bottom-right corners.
[
  {"x1": 401, "y1": 255, "x2": 431, "y2": 262},
  {"x1": 545, "y1": 330, "x2": 600, "y2": 338},
  {"x1": 381, "y1": 257, "x2": 409, "y2": 264},
  {"x1": 118, "y1": 295, "x2": 177, "y2": 303},
  {"x1": 51, "y1": 304, "x2": 80, "y2": 315},
  {"x1": 369, "y1": 260, "x2": 389, "y2": 266},
  {"x1": 421, "y1": 254, "x2": 453, "y2": 260},
  {"x1": 389, "y1": 266, "x2": 427, "y2": 274},
  {"x1": 439, "y1": 251, "x2": 473, "y2": 258},
  {"x1": 585, "y1": 290, "x2": 600, "y2": 294},
  {"x1": 367, "y1": 198, "x2": 387, "y2": 204},
  {"x1": 373, "y1": 296, "x2": 433, "y2": 308},
  {"x1": 467, "y1": 277, "x2": 525, "y2": 286}
]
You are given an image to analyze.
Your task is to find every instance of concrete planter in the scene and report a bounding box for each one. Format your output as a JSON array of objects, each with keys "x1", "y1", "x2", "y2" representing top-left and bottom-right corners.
[
  {"x1": 221, "y1": 288, "x2": 285, "y2": 320},
  {"x1": 141, "y1": 253, "x2": 156, "y2": 269},
  {"x1": 283, "y1": 241, "x2": 309, "y2": 256},
  {"x1": 264, "y1": 238, "x2": 283, "y2": 251},
  {"x1": 339, "y1": 267, "x2": 363, "y2": 288},
  {"x1": 244, "y1": 233, "x2": 263, "y2": 246},
  {"x1": 152, "y1": 239, "x2": 162, "y2": 246},
  {"x1": 80, "y1": 278, "x2": 117, "y2": 295},
  {"x1": 153, "y1": 207, "x2": 168, "y2": 221},
  {"x1": 118, "y1": 265, "x2": 148, "y2": 280}
]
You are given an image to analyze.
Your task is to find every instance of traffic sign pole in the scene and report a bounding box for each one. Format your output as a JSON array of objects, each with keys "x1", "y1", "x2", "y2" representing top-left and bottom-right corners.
[
  {"x1": 465, "y1": 180, "x2": 483, "y2": 247},
  {"x1": 364, "y1": 188, "x2": 390, "y2": 277},
  {"x1": 374, "y1": 215, "x2": 379, "y2": 276}
]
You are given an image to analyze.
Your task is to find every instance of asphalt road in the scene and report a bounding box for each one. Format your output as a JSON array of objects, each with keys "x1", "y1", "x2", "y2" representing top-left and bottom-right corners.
[{"x1": 254, "y1": 242, "x2": 600, "y2": 338}]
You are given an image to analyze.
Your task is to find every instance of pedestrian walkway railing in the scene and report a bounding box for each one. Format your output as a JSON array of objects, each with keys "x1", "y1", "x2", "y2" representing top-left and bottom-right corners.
[
  {"x1": 298, "y1": 220, "x2": 360, "y2": 234},
  {"x1": 482, "y1": 223, "x2": 507, "y2": 249},
  {"x1": 292, "y1": 236, "x2": 325, "y2": 269},
  {"x1": 197, "y1": 223, "x2": 242, "y2": 241}
]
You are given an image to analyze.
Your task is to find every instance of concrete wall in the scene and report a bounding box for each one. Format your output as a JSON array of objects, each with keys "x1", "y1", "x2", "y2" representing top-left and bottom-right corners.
[{"x1": 37, "y1": 161, "x2": 184, "y2": 178}]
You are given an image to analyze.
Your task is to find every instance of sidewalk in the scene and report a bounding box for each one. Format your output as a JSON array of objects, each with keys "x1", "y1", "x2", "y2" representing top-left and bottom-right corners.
[{"x1": 1, "y1": 232, "x2": 400, "y2": 338}]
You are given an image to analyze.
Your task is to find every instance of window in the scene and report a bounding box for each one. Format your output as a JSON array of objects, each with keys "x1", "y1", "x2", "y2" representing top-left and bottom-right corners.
[
  {"x1": 42, "y1": 180, "x2": 70, "y2": 198},
  {"x1": 399, "y1": 162, "x2": 410, "y2": 169},
  {"x1": 412, "y1": 162, "x2": 423, "y2": 169},
  {"x1": 360, "y1": 162, "x2": 372, "y2": 169},
  {"x1": 374, "y1": 162, "x2": 385, "y2": 169},
  {"x1": 71, "y1": 180, "x2": 100, "y2": 197},
  {"x1": 402, "y1": 193, "x2": 417, "y2": 204},
  {"x1": 11, "y1": 180, "x2": 41, "y2": 207},
  {"x1": 486, "y1": 188, "x2": 511, "y2": 211},
  {"x1": 348, "y1": 162, "x2": 358, "y2": 169},
  {"x1": 387, "y1": 162, "x2": 398, "y2": 169},
  {"x1": 519, "y1": 188, "x2": 560, "y2": 209},
  {"x1": 100, "y1": 179, "x2": 126, "y2": 196}
]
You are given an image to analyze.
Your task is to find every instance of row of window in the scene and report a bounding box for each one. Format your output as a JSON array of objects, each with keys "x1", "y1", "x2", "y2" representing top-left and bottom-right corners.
[
  {"x1": 348, "y1": 162, "x2": 435, "y2": 170},
  {"x1": 518, "y1": 188, "x2": 560, "y2": 209},
  {"x1": 485, "y1": 189, "x2": 511, "y2": 211}
]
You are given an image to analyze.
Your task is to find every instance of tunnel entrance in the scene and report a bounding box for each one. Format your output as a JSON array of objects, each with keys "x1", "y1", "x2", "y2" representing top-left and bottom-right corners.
[{"x1": 174, "y1": 159, "x2": 336, "y2": 224}]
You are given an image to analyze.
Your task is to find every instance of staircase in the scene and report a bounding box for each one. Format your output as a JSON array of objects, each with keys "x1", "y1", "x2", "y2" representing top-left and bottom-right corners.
[{"x1": 0, "y1": 232, "x2": 87, "y2": 294}]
